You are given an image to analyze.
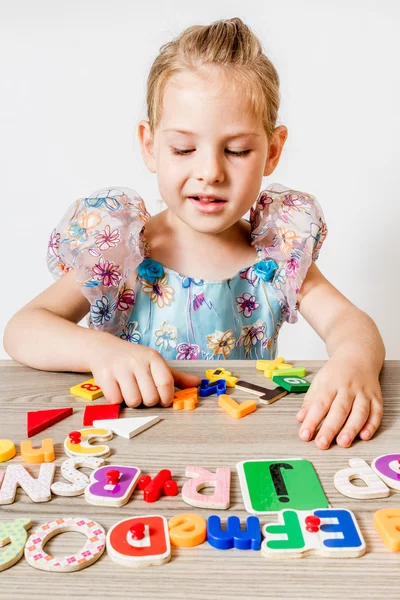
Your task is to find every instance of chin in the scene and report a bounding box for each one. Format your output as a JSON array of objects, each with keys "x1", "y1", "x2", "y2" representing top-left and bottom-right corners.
[{"x1": 188, "y1": 220, "x2": 231, "y2": 234}]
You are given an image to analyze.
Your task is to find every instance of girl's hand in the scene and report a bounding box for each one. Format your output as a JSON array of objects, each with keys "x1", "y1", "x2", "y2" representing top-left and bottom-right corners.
[
  {"x1": 296, "y1": 354, "x2": 383, "y2": 449},
  {"x1": 88, "y1": 332, "x2": 201, "y2": 407}
]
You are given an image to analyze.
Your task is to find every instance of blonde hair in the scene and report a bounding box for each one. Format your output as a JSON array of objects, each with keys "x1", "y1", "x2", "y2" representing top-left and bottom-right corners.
[{"x1": 146, "y1": 17, "x2": 281, "y2": 139}]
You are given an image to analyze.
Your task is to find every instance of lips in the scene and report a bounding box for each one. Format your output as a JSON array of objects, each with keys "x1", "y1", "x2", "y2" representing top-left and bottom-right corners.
[
  {"x1": 190, "y1": 196, "x2": 226, "y2": 203},
  {"x1": 188, "y1": 196, "x2": 227, "y2": 213}
]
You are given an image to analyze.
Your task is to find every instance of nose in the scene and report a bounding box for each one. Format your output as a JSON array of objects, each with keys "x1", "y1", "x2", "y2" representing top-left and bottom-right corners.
[{"x1": 194, "y1": 148, "x2": 225, "y2": 184}]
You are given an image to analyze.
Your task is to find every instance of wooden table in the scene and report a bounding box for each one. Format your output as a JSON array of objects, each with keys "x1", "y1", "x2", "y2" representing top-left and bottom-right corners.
[{"x1": 0, "y1": 359, "x2": 399, "y2": 599}]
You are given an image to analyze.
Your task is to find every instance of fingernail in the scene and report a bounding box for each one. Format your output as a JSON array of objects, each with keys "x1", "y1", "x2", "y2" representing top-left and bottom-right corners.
[
  {"x1": 318, "y1": 436, "x2": 328, "y2": 449},
  {"x1": 296, "y1": 409, "x2": 305, "y2": 418},
  {"x1": 300, "y1": 429, "x2": 310, "y2": 441},
  {"x1": 361, "y1": 429, "x2": 371, "y2": 440},
  {"x1": 339, "y1": 433, "x2": 350, "y2": 446}
]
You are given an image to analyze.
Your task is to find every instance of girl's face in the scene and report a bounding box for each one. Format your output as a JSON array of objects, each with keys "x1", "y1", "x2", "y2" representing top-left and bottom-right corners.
[{"x1": 139, "y1": 67, "x2": 286, "y2": 235}]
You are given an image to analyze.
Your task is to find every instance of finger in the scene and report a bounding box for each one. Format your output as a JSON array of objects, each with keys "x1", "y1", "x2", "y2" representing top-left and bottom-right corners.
[
  {"x1": 95, "y1": 374, "x2": 124, "y2": 405},
  {"x1": 299, "y1": 388, "x2": 336, "y2": 444},
  {"x1": 150, "y1": 359, "x2": 175, "y2": 407},
  {"x1": 116, "y1": 372, "x2": 142, "y2": 408},
  {"x1": 170, "y1": 367, "x2": 201, "y2": 389},
  {"x1": 315, "y1": 391, "x2": 354, "y2": 449},
  {"x1": 135, "y1": 366, "x2": 161, "y2": 407},
  {"x1": 359, "y1": 398, "x2": 383, "y2": 440},
  {"x1": 296, "y1": 402, "x2": 311, "y2": 423},
  {"x1": 336, "y1": 394, "x2": 371, "y2": 447},
  {"x1": 296, "y1": 389, "x2": 314, "y2": 422}
]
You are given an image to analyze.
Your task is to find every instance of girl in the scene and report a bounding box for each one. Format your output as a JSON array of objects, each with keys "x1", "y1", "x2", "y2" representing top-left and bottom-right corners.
[{"x1": 3, "y1": 18, "x2": 385, "y2": 450}]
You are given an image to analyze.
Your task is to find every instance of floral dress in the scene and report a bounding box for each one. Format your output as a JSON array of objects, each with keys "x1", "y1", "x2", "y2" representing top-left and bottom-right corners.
[{"x1": 46, "y1": 183, "x2": 327, "y2": 360}]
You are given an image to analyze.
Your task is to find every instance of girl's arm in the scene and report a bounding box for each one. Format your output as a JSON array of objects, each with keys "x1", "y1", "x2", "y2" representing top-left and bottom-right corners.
[
  {"x1": 3, "y1": 270, "x2": 200, "y2": 405},
  {"x1": 295, "y1": 263, "x2": 385, "y2": 449},
  {"x1": 3, "y1": 270, "x2": 96, "y2": 372}
]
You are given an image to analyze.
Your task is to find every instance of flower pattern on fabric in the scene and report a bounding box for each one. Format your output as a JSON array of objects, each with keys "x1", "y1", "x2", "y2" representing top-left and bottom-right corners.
[
  {"x1": 91, "y1": 295, "x2": 113, "y2": 326},
  {"x1": 94, "y1": 225, "x2": 121, "y2": 251},
  {"x1": 119, "y1": 321, "x2": 141, "y2": 343},
  {"x1": 68, "y1": 211, "x2": 102, "y2": 248},
  {"x1": 92, "y1": 258, "x2": 122, "y2": 287},
  {"x1": 239, "y1": 265, "x2": 261, "y2": 288},
  {"x1": 155, "y1": 321, "x2": 178, "y2": 350},
  {"x1": 250, "y1": 183, "x2": 328, "y2": 323},
  {"x1": 206, "y1": 329, "x2": 236, "y2": 359},
  {"x1": 46, "y1": 183, "x2": 327, "y2": 357},
  {"x1": 236, "y1": 292, "x2": 260, "y2": 318},
  {"x1": 237, "y1": 319, "x2": 266, "y2": 358},
  {"x1": 140, "y1": 273, "x2": 174, "y2": 308},
  {"x1": 116, "y1": 285, "x2": 136, "y2": 311},
  {"x1": 48, "y1": 229, "x2": 61, "y2": 257},
  {"x1": 176, "y1": 342, "x2": 201, "y2": 360}
]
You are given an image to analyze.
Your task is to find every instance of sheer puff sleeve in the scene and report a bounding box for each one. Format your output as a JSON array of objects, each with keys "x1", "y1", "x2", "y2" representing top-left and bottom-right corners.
[
  {"x1": 250, "y1": 183, "x2": 328, "y2": 324},
  {"x1": 46, "y1": 187, "x2": 151, "y2": 334}
]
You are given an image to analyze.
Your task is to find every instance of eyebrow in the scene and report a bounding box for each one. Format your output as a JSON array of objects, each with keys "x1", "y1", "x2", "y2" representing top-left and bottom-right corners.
[{"x1": 163, "y1": 128, "x2": 260, "y2": 139}]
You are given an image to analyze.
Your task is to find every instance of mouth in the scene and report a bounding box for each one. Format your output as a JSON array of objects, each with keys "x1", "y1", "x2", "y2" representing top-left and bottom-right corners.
[
  {"x1": 189, "y1": 196, "x2": 226, "y2": 203},
  {"x1": 188, "y1": 196, "x2": 227, "y2": 214}
]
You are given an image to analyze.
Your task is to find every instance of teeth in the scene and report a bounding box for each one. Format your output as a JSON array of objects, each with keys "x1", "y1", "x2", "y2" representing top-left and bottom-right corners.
[{"x1": 193, "y1": 197, "x2": 219, "y2": 202}]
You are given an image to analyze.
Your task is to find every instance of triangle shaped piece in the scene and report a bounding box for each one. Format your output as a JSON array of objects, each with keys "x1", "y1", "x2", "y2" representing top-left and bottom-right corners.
[
  {"x1": 93, "y1": 416, "x2": 160, "y2": 439},
  {"x1": 27, "y1": 407, "x2": 73, "y2": 438}
]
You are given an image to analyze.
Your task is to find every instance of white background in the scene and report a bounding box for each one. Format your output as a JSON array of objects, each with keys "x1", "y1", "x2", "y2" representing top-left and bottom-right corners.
[{"x1": 1, "y1": 0, "x2": 399, "y2": 361}]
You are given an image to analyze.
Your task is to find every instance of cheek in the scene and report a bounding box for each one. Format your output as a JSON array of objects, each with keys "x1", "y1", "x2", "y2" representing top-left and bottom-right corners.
[{"x1": 159, "y1": 164, "x2": 188, "y2": 200}]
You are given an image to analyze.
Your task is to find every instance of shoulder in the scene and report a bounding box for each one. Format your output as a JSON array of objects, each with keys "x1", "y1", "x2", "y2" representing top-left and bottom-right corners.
[
  {"x1": 68, "y1": 186, "x2": 151, "y2": 224},
  {"x1": 250, "y1": 183, "x2": 327, "y2": 258},
  {"x1": 47, "y1": 186, "x2": 150, "y2": 257},
  {"x1": 250, "y1": 183, "x2": 328, "y2": 323},
  {"x1": 46, "y1": 186, "x2": 151, "y2": 332}
]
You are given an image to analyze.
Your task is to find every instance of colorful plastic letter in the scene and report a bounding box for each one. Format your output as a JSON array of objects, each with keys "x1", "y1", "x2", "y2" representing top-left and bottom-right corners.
[
  {"x1": 20, "y1": 438, "x2": 55, "y2": 464},
  {"x1": 0, "y1": 464, "x2": 55, "y2": 504},
  {"x1": 199, "y1": 379, "x2": 226, "y2": 397},
  {"x1": 262, "y1": 509, "x2": 365, "y2": 558},
  {"x1": 263, "y1": 363, "x2": 294, "y2": 378},
  {"x1": 0, "y1": 518, "x2": 32, "y2": 572},
  {"x1": 235, "y1": 380, "x2": 288, "y2": 406},
  {"x1": 205, "y1": 368, "x2": 238, "y2": 387},
  {"x1": 374, "y1": 508, "x2": 400, "y2": 551},
  {"x1": 207, "y1": 515, "x2": 261, "y2": 550},
  {"x1": 0, "y1": 440, "x2": 16, "y2": 463},
  {"x1": 255, "y1": 357, "x2": 285, "y2": 372},
  {"x1": 168, "y1": 513, "x2": 207, "y2": 547},
  {"x1": 218, "y1": 394, "x2": 256, "y2": 418},
  {"x1": 173, "y1": 387, "x2": 199, "y2": 398},
  {"x1": 334, "y1": 458, "x2": 390, "y2": 499},
  {"x1": 182, "y1": 466, "x2": 231, "y2": 509},
  {"x1": 107, "y1": 516, "x2": 171, "y2": 567},
  {"x1": 70, "y1": 378, "x2": 104, "y2": 401},
  {"x1": 138, "y1": 469, "x2": 178, "y2": 502},
  {"x1": 271, "y1": 376, "x2": 310, "y2": 393},
  {"x1": 51, "y1": 456, "x2": 105, "y2": 496},
  {"x1": 172, "y1": 395, "x2": 198, "y2": 410},
  {"x1": 64, "y1": 427, "x2": 112, "y2": 458},
  {"x1": 371, "y1": 454, "x2": 400, "y2": 490},
  {"x1": 270, "y1": 367, "x2": 306, "y2": 379},
  {"x1": 85, "y1": 465, "x2": 141, "y2": 507},
  {"x1": 237, "y1": 459, "x2": 328, "y2": 514},
  {"x1": 24, "y1": 517, "x2": 106, "y2": 571}
]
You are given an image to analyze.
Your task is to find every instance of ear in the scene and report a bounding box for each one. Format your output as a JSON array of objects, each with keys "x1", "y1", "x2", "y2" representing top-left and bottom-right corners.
[
  {"x1": 263, "y1": 126, "x2": 288, "y2": 177},
  {"x1": 137, "y1": 120, "x2": 157, "y2": 173}
]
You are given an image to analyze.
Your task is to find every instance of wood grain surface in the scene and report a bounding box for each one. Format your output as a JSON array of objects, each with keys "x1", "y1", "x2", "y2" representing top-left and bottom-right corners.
[{"x1": 0, "y1": 359, "x2": 399, "y2": 600}]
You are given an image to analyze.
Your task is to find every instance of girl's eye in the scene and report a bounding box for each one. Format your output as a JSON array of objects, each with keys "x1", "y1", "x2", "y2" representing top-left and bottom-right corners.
[{"x1": 170, "y1": 148, "x2": 251, "y2": 157}]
